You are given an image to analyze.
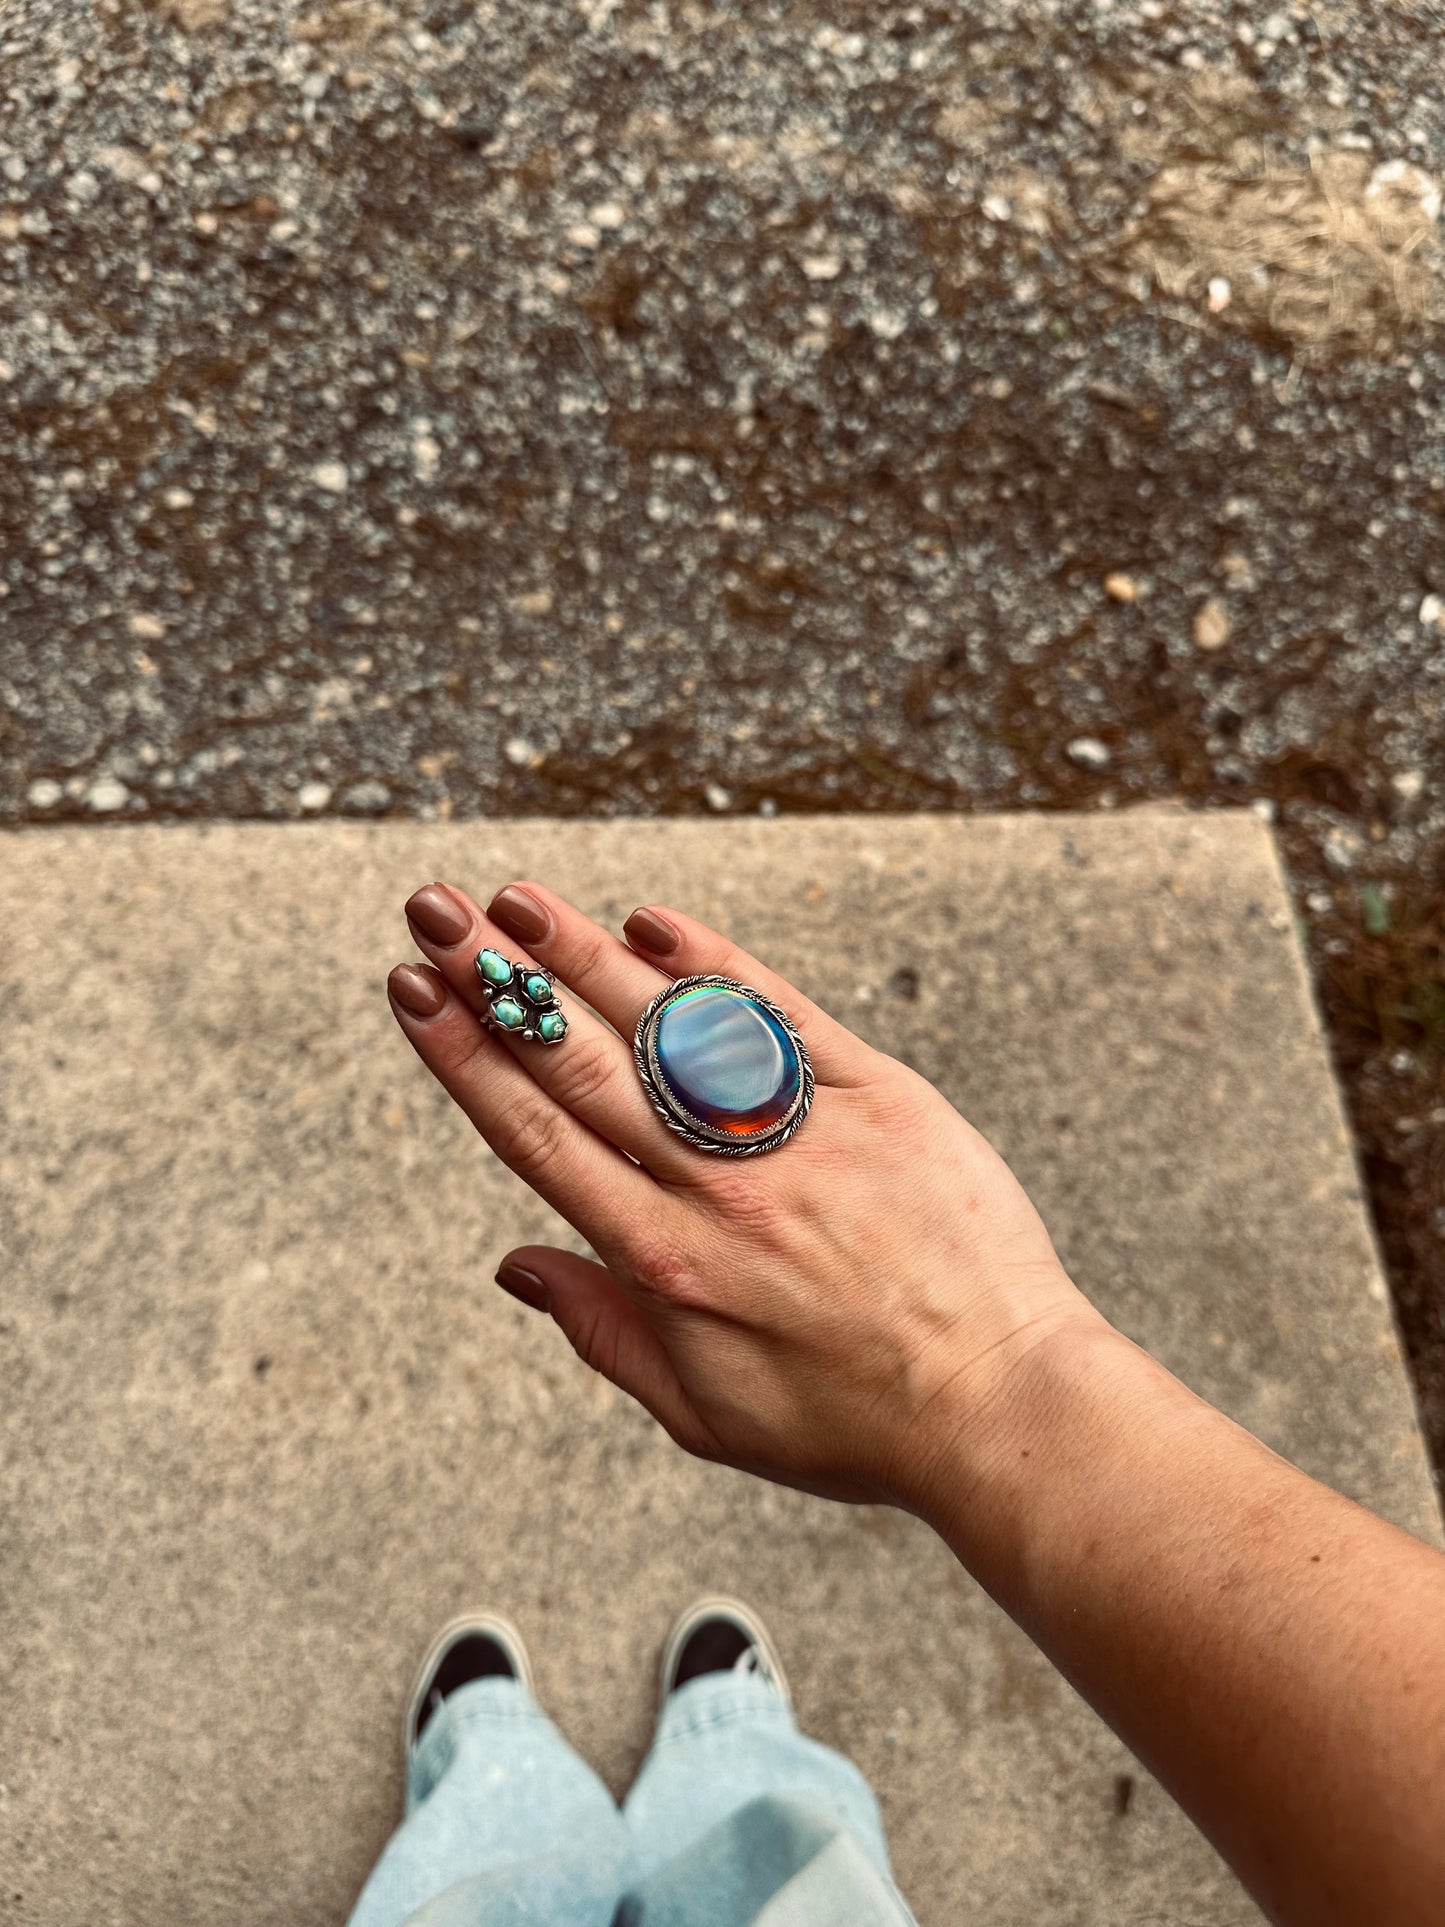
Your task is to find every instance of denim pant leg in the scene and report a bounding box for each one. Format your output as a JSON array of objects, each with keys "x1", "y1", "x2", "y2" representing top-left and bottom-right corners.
[
  {"x1": 347, "y1": 1677, "x2": 631, "y2": 1927},
  {"x1": 622, "y1": 1671, "x2": 892, "y2": 1888}
]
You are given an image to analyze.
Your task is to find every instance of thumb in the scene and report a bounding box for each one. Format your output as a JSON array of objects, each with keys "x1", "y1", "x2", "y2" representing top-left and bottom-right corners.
[{"x1": 495, "y1": 1246, "x2": 717, "y2": 1458}]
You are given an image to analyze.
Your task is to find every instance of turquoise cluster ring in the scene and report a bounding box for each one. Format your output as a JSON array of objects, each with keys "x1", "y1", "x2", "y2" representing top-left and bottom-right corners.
[
  {"x1": 633, "y1": 974, "x2": 814, "y2": 1157},
  {"x1": 475, "y1": 947, "x2": 569, "y2": 1045}
]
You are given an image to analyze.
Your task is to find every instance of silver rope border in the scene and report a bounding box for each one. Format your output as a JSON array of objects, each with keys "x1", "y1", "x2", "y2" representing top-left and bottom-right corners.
[{"x1": 632, "y1": 973, "x2": 815, "y2": 1157}]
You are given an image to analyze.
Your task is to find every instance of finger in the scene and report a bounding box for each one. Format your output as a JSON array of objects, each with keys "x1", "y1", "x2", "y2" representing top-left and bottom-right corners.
[
  {"x1": 620, "y1": 903, "x2": 870, "y2": 1087},
  {"x1": 486, "y1": 879, "x2": 672, "y2": 1038},
  {"x1": 386, "y1": 962, "x2": 663, "y2": 1248},
  {"x1": 402, "y1": 883, "x2": 697, "y2": 1179},
  {"x1": 494, "y1": 1245, "x2": 719, "y2": 1459}
]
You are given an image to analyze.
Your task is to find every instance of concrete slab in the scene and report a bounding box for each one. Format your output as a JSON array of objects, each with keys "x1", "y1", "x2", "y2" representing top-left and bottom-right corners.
[{"x1": 0, "y1": 813, "x2": 1436, "y2": 1927}]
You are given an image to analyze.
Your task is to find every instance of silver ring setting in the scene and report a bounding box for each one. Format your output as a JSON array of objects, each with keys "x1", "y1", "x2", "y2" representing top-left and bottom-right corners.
[
  {"x1": 475, "y1": 948, "x2": 568, "y2": 1045},
  {"x1": 633, "y1": 973, "x2": 814, "y2": 1157}
]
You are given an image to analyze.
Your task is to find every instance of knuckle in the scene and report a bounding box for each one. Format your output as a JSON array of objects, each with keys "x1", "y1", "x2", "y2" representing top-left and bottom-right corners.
[
  {"x1": 700, "y1": 1164, "x2": 789, "y2": 1240},
  {"x1": 448, "y1": 1025, "x2": 498, "y2": 1084},
  {"x1": 564, "y1": 1299, "x2": 616, "y2": 1380},
  {"x1": 546, "y1": 1029, "x2": 620, "y2": 1115},
  {"x1": 698, "y1": 1162, "x2": 762, "y2": 1220},
  {"x1": 492, "y1": 1095, "x2": 572, "y2": 1181},
  {"x1": 622, "y1": 1228, "x2": 711, "y2": 1311},
  {"x1": 565, "y1": 923, "x2": 612, "y2": 981},
  {"x1": 857, "y1": 1069, "x2": 931, "y2": 1146}
]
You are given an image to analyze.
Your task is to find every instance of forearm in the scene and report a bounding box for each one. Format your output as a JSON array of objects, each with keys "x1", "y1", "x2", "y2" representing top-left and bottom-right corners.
[
  {"x1": 400, "y1": 877, "x2": 1444, "y2": 1916},
  {"x1": 921, "y1": 1315, "x2": 1445, "y2": 1927}
]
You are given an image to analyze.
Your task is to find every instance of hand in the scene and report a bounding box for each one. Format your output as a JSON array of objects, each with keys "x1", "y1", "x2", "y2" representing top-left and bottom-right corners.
[{"x1": 388, "y1": 880, "x2": 1104, "y2": 1514}]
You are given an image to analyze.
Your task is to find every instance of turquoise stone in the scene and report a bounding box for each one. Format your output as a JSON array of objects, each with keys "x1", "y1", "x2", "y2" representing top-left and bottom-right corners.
[
  {"x1": 492, "y1": 995, "x2": 526, "y2": 1029},
  {"x1": 478, "y1": 948, "x2": 513, "y2": 987},
  {"x1": 654, "y1": 986, "x2": 800, "y2": 1137},
  {"x1": 538, "y1": 1009, "x2": 567, "y2": 1043},
  {"x1": 524, "y1": 972, "x2": 554, "y2": 1004}
]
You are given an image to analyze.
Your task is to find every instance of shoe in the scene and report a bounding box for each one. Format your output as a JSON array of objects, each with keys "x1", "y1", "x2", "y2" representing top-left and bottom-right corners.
[
  {"x1": 658, "y1": 1595, "x2": 792, "y2": 1710},
  {"x1": 404, "y1": 1612, "x2": 535, "y2": 1760}
]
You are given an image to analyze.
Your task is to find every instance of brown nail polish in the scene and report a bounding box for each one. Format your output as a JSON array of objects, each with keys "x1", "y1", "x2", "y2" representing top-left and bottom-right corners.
[
  {"x1": 388, "y1": 963, "x2": 447, "y2": 1018},
  {"x1": 624, "y1": 906, "x2": 679, "y2": 956},
  {"x1": 495, "y1": 1263, "x2": 550, "y2": 1312},
  {"x1": 488, "y1": 884, "x2": 552, "y2": 946},
  {"x1": 405, "y1": 882, "x2": 472, "y2": 948}
]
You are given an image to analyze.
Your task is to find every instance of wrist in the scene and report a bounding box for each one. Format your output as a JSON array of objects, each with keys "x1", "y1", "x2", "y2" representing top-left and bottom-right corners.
[{"x1": 897, "y1": 1300, "x2": 1157, "y2": 1565}]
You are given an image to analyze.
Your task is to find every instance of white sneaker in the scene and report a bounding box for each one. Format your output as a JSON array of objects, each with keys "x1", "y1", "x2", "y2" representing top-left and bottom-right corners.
[
  {"x1": 658, "y1": 1596, "x2": 792, "y2": 1710},
  {"x1": 403, "y1": 1612, "x2": 535, "y2": 1762}
]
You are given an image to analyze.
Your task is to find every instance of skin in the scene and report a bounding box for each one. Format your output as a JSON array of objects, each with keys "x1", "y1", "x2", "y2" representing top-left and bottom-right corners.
[{"x1": 388, "y1": 878, "x2": 1445, "y2": 1927}]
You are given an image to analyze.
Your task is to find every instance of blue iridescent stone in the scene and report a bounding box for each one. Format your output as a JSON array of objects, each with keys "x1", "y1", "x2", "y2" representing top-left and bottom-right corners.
[{"x1": 654, "y1": 985, "x2": 801, "y2": 1137}]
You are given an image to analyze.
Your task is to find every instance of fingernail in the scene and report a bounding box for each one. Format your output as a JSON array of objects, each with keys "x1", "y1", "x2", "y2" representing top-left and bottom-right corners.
[
  {"x1": 488, "y1": 884, "x2": 552, "y2": 947},
  {"x1": 388, "y1": 963, "x2": 447, "y2": 1018},
  {"x1": 405, "y1": 882, "x2": 472, "y2": 948},
  {"x1": 624, "y1": 907, "x2": 679, "y2": 956},
  {"x1": 495, "y1": 1264, "x2": 550, "y2": 1312}
]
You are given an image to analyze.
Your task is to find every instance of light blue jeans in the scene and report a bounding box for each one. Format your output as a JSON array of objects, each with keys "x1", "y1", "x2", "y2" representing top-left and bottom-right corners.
[{"x1": 347, "y1": 1669, "x2": 914, "y2": 1927}]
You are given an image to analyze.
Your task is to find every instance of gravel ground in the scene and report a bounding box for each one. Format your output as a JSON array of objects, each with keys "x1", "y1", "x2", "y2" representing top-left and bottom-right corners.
[{"x1": 1, "y1": 0, "x2": 1442, "y2": 1470}]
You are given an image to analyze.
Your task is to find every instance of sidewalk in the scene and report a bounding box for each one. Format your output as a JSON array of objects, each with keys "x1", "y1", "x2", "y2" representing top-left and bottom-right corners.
[{"x1": 1, "y1": 813, "x2": 1436, "y2": 1926}]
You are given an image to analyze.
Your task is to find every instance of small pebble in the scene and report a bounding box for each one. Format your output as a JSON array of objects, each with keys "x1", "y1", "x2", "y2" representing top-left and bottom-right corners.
[
  {"x1": 27, "y1": 777, "x2": 63, "y2": 809},
  {"x1": 1065, "y1": 736, "x2": 1111, "y2": 770},
  {"x1": 312, "y1": 460, "x2": 350, "y2": 494},
  {"x1": 412, "y1": 432, "x2": 440, "y2": 482},
  {"x1": 296, "y1": 780, "x2": 332, "y2": 811},
  {"x1": 504, "y1": 737, "x2": 535, "y2": 767},
  {"x1": 1393, "y1": 769, "x2": 1425, "y2": 801},
  {"x1": 1103, "y1": 573, "x2": 1139, "y2": 603},
  {"x1": 339, "y1": 779, "x2": 389, "y2": 814},
  {"x1": 128, "y1": 612, "x2": 166, "y2": 640},
  {"x1": 1193, "y1": 597, "x2": 1232, "y2": 651},
  {"x1": 704, "y1": 782, "x2": 732, "y2": 810},
  {"x1": 1323, "y1": 828, "x2": 1361, "y2": 873},
  {"x1": 86, "y1": 776, "x2": 131, "y2": 813}
]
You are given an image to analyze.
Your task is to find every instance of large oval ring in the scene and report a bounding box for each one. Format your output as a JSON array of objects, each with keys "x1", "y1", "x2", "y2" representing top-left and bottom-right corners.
[{"x1": 633, "y1": 973, "x2": 814, "y2": 1157}]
